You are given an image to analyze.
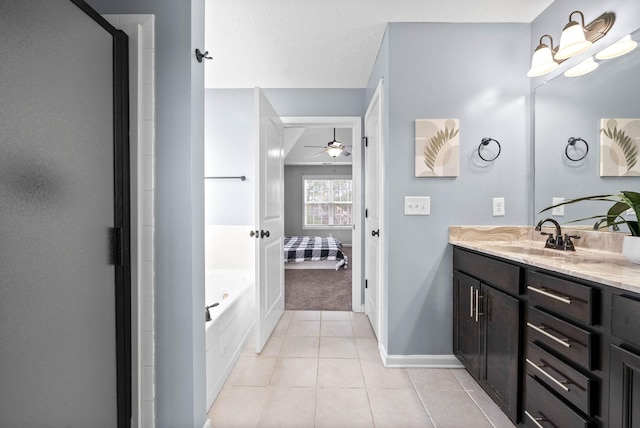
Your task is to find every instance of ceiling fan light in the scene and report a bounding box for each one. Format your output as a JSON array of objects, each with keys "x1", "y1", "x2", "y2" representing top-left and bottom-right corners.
[
  {"x1": 326, "y1": 146, "x2": 343, "y2": 157},
  {"x1": 595, "y1": 35, "x2": 638, "y2": 60},
  {"x1": 527, "y1": 43, "x2": 558, "y2": 77},
  {"x1": 555, "y1": 20, "x2": 592, "y2": 60}
]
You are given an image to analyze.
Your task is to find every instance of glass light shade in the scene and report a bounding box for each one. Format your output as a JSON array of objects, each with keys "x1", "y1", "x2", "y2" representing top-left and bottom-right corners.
[
  {"x1": 527, "y1": 44, "x2": 558, "y2": 77},
  {"x1": 555, "y1": 22, "x2": 592, "y2": 60},
  {"x1": 595, "y1": 35, "x2": 638, "y2": 60},
  {"x1": 326, "y1": 146, "x2": 343, "y2": 157},
  {"x1": 564, "y1": 56, "x2": 599, "y2": 77}
]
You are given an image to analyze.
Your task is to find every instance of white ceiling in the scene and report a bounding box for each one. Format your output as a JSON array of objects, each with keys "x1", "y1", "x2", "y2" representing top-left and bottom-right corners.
[{"x1": 204, "y1": 0, "x2": 554, "y2": 89}]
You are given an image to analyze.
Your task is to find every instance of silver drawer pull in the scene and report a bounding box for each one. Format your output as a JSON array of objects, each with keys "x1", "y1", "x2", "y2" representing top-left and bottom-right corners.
[
  {"x1": 526, "y1": 359, "x2": 570, "y2": 392},
  {"x1": 470, "y1": 286, "x2": 474, "y2": 318},
  {"x1": 527, "y1": 286, "x2": 572, "y2": 304},
  {"x1": 527, "y1": 322, "x2": 571, "y2": 348},
  {"x1": 524, "y1": 411, "x2": 547, "y2": 428}
]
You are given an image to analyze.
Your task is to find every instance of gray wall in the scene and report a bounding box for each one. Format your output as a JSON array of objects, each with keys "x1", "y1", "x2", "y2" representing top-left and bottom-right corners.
[
  {"x1": 84, "y1": 1, "x2": 207, "y2": 427},
  {"x1": 284, "y1": 165, "x2": 353, "y2": 245},
  {"x1": 366, "y1": 23, "x2": 531, "y2": 355}
]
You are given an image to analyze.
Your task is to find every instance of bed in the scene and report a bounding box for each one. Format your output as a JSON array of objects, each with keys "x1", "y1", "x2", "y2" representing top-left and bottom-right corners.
[{"x1": 284, "y1": 236, "x2": 348, "y2": 270}]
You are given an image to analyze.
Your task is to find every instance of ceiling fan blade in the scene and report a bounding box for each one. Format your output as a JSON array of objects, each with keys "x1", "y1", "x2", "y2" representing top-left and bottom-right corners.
[
  {"x1": 313, "y1": 149, "x2": 328, "y2": 157},
  {"x1": 304, "y1": 145, "x2": 327, "y2": 148},
  {"x1": 341, "y1": 149, "x2": 352, "y2": 157}
]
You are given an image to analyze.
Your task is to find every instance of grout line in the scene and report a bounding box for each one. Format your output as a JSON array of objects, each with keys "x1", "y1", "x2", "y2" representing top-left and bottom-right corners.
[{"x1": 406, "y1": 368, "x2": 438, "y2": 427}]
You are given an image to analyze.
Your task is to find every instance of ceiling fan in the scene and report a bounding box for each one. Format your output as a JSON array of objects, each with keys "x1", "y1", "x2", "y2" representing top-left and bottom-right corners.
[{"x1": 305, "y1": 128, "x2": 351, "y2": 158}]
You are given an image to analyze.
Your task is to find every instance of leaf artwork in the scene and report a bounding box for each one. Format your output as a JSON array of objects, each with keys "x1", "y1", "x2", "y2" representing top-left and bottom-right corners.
[
  {"x1": 423, "y1": 125, "x2": 459, "y2": 174},
  {"x1": 601, "y1": 126, "x2": 638, "y2": 173}
]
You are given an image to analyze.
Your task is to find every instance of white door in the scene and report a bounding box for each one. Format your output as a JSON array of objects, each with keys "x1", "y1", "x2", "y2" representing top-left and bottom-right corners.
[
  {"x1": 255, "y1": 88, "x2": 285, "y2": 352},
  {"x1": 364, "y1": 80, "x2": 383, "y2": 339}
]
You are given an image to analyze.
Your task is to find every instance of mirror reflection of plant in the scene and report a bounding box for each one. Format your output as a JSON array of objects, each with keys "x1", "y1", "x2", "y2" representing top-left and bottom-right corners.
[
  {"x1": 423, "y1": 122, "x2": 459, "y2": 174},
  {"x1": 540, "y1": 191, "x2": 640, "y2": 236}
]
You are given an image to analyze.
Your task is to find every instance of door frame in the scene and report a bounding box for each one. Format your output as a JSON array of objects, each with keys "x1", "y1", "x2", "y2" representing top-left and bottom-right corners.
[{"x1": 280, "y1": 116, "x2": 363, "y2": 312}]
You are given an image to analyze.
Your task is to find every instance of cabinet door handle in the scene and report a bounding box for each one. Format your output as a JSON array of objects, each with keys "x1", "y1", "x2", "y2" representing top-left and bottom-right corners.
[
  {"x1": 527, "y1": 322, "x2": 571, "y2": 348},
  {"x1": 527, "y1": 286, "x2": 572, "y2": 304},
  {"x1": 524, "y1": 411, "x2": 547, "y2": 428},
  {"x1": 526, "y1": 359, "x2": 570, "y2": 392},
  {"x1": 474, "y1": 290, "x2": 484, "y2": 322},
  {"x1": 469, "y1": 286, "x2": 474, "y2": 318}
]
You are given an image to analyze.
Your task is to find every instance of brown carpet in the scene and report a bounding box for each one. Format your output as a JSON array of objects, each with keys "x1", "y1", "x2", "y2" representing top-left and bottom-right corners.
[{"x1": 285, "y1": 247, "x2": 352, "y2": 311}]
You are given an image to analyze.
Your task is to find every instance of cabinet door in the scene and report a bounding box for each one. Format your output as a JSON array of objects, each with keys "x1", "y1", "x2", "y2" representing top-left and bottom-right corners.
[
  {"x1": 453, "y1": 272, "x2": 481, "y2": 376},
  {"x1": 482, "y1": 285, "x2": 521, "y2": 423},
  {"x1": 610, "y1": 344, "x2": 640, "y2": 428}
]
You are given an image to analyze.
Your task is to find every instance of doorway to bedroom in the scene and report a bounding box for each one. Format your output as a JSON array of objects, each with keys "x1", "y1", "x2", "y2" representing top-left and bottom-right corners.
[{"x1": 281, "y1": 117, "x2": 362, "y2": 312}]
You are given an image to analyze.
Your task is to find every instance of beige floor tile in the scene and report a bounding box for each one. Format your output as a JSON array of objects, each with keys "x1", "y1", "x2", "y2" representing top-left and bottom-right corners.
[
  {"x1": 407, "y1": 368, "x2": 466, "y2": 391},
  {"x1": 291, "y1": 310, "x2": 321, "y2": 320},
  {"x1": 450, "y1": 368, "x2": 480, "y2": 391},
  {"x1": 418, "y1": 389, "x2": 494, "y2": 428},
  {"x1": 256, "y1": 387, "x2": 316, "y2": 428},
  {"x1": 315, "y1": 388, "x2": 374, "y2": 428},
  {"x1": 360, "y1": 358, "x2": 413, "y2": 389},
  {"x1": 321, "y1": 310, "x2": 351, "y2": 321},
  {"x1": 367, "y1": 388, "x2": 434, "y2": 428},
  {"x1": 318, "y1": 358, "x2": 365, "y2": 388},
  {"x1": 226, "y1": 356, "x2": 276, "y2": 386},
  {"x1": 287, "y1": 320, "x2": 320, "y2": 337},
  {"x1": 271, "y1": 318, "x2": 290, "y2": 337},
  {"x1": 208, "y1": 385, "x2": 266, "y2": 428},
  {"x1": 469, "y1": 389, "x2": 516, "y2": 428},
  {"x1": 319, "y1": 337, "x2": 358, "y2": 359},
  {"x1": 279, "y1": 336, "x2": 319, "y2": 358},
  {"x1": 270, "y1": 357, "x2": 318, "y2": 387},
  {"x1": 242, "y1": 336, "x2": 284, "y2": 358},
  {"x1": 320, "y1": 320, "x2": 354, "y2": 337},
  {"x1": 356, "y1": 337, "x2": 381, "y2": 361},
  {"x1": 281, "y1": 310, "x2": 294, "y2": 321},
  {"x1": 352, "y1": 320, "x2": 375, "y2": 338},
  {"x1": 350, "y1": 312, "x2": 368, "y2": 322}
]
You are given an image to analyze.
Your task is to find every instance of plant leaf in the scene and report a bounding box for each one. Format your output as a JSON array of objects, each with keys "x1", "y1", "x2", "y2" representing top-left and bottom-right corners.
[
  {"x1": 423, "y1": 125, "x2": 458, "y2": 173},
  {"x1": 602, "y1": 126, "x2": 638, "y2": 173}
]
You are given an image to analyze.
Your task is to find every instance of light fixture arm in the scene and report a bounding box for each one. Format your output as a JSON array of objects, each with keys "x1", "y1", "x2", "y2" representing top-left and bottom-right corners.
[
  {"x1": 568, "y1": 11, "x2": 586, "y2": 27},
  {"x1": 539, "y1": 34, "x2": 556, "y2": 50}
]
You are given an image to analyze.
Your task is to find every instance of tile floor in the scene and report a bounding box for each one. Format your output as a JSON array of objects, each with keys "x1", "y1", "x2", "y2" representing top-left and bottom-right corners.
[{"x1": 208, "y1": 310, "x2": 516, "y2": 428}]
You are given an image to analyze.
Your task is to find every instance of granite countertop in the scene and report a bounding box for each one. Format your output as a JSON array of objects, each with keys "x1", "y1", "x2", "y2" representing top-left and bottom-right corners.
[{"x1": 449, "y1": 226, "x2": 640, "y2": 294}]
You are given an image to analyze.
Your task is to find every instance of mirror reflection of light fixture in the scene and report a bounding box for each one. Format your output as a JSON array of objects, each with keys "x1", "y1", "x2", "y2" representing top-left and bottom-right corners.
[
  {"x1": 527, "y1": 35, "x2": 559, "y2": 77},
  {"x1": 564, "y1": 56, "x2": 599, "y2": 77},
  {"x1": 555, "y1": 11, "x2": 593, "y2": 60},
  {"x1": 595, "y1": 34, "x2": 638, "y2": 60}
]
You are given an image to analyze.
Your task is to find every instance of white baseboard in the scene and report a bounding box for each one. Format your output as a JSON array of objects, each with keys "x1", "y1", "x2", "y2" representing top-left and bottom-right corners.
[{"x1": 379, "y1": 345, "x2": 463, "y2": 368}]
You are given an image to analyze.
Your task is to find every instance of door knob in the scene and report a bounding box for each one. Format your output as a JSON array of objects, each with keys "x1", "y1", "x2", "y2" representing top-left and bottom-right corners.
[
  {"x1": 371, "y1": 230, "x2": 379, "y2": 237},
  {"x1": 249, "y1": 230, "x2": 259, "y2": 238},
  {"x1": 261, "y1": 230, "x2": 270, "y2": 238}
]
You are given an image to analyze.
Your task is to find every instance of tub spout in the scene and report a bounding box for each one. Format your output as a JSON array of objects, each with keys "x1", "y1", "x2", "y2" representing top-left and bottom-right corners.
[{"x1": 205, "y1": 302, "x2": 219, "y2": 322}]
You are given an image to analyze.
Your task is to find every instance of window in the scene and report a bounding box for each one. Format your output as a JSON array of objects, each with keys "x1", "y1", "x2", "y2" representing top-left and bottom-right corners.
[{"x1": 303, "y1": 176, "x2": 352, "y2": 228}]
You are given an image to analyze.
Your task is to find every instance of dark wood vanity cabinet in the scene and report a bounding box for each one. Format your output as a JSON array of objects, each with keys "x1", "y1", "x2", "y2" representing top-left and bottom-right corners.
[{"x1": 453, "y1": 248, "x2": 522, "y2": 424}]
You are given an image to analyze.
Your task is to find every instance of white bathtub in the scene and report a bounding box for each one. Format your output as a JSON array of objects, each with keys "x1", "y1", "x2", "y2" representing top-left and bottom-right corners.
[{"x1": 205, "y1": 270, "x2": 255, "y2": 410}]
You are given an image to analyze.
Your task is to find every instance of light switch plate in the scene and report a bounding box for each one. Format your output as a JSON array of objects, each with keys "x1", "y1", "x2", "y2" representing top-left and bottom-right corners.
[
  {"x1": 552, "y1": 197, "x2": 565, "y2": 216},
  {"x1": 405, "y1": 196, "x2": 430, "y2": 216},
  {"x1": 492, "y1": 197, "x2": 505, "y2": 217}
]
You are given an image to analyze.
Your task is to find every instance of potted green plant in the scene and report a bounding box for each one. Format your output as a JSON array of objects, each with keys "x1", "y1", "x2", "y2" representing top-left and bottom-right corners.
[{"x1": 540, "y1": 191, "x2": 640, "y2": 264}]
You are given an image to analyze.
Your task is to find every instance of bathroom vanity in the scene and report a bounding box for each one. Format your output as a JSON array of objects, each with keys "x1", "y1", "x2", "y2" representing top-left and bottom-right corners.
[{"x1": 450, "y1": 226, "x2": 640, "y2": 428}]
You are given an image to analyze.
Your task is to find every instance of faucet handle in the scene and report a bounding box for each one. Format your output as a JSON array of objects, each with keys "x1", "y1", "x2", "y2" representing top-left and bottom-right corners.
[
  {"x1": 563, "y1": 234, "x2": 580, "y2": 251},
  {"x1": 540, "y1": 231, "x2": 556, "y2": 248}
]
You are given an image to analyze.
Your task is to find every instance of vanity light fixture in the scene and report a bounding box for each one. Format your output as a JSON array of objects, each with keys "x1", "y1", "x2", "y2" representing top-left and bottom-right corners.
[
  {"x1": 595, "y1": 34, "x2": 638, "y2": 60},
  {"x1": 527, "y1": 35, "x2": 559, "y2": 77},
  {"x1": 555, "y1": 11, "x2": 593, "y2": 60},
  {"x1": 564, "y1": 56, "x2": 599, "y2": 77}
]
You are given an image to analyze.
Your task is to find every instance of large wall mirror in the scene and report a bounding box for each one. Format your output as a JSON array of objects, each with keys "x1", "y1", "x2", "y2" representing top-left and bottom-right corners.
[{"x1": 534, "y1": 28, "x2": 640, "y2": 231}]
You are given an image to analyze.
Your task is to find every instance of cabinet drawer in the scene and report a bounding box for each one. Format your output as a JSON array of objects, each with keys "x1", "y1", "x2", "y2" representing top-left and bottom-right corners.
[
  {"x1": 527, "y1": 307, "x2": 595, "y2": 370},
  {"x1": 611, "y1": 294, "x2": 640, "y2": 347},
  {"x1": 527, "y1": 271, "x2": 596, "y2": 325},
  {"x1": 526, "y1": 341, "x2": 596, "y2": 416},
  {"x1": 525, "y1": 374, "x2": 591, "y2": 428},
  {"x1": 453, "y1": 248, "x2": 521, "y2": 295}
]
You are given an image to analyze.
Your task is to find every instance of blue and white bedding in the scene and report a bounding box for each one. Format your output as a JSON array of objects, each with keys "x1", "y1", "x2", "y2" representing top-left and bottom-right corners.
[{"x1": 284, "y1": 236, "x2": 348, "y2": 270}]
